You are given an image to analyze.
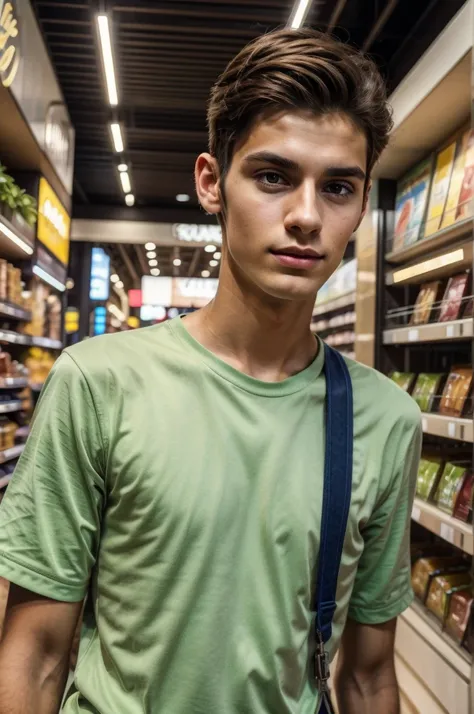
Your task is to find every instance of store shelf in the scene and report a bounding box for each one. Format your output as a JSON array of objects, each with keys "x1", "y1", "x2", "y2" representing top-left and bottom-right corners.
[
  {"x1": 421, "y1": 413, "x2": 473, "y2": 442},
  {"x1": 29, "y1": 383, "x2": 44, "y2": 393},
  {"x1": 396, "y1": 600, "x2": 471, "y2": 714},
  {"x1": 0, "y1": 301, "x2": 32, "y2": 322},
  {"x1": 0, "y1": 214, "x2": 34, "y2": 260},
  {"x1": 15, "y1": 426, "x2": 30, "y2": 440},
  {"x1": 30, "y1": 337, "x2": 63, "y2": 350},
  {"x1": 0, "y1": 377, "x2": 28, "y2": 390},
  {"x1": 0, "y1": 445, "x2": 24, "y2": 464},
  {"x1": 0, "y1": 474, "x2": 12, "y2": 489},
  {"x1": 411, "y1": 497, "x2": 473, "y2": 555},
  {"x1": 386, "y1": 218, "x2": 472, "y2": 265},
  {"x1": 312, "y1": 291, "x2": 355, "y2": 317},
  {"x1": 0, "y1": 330, "x2": 63, "y2": 349},
  {"x1": 384, "y1": 318, "x2": 473, "y2": 345},
  {"x1": 0, "y1": 401, "x2": 22, "y2": 415}
]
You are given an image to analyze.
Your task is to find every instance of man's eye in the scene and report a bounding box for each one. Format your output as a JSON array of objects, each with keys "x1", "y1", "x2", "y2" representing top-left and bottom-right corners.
[
  {"x1": 325, "y1": 181, "x2": 354, "y2": 197},
  {"x1": 257, "y1": 171, "x2": 286, "y2": 186}
]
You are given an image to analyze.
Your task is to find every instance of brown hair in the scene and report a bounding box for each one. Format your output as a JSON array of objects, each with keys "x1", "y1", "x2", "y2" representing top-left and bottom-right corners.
[{"x1": 208, "y1": 28, "x2": 392, "y2": 179}]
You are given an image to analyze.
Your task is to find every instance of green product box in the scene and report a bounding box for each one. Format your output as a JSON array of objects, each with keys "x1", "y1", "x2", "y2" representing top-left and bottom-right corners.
[
  {"x1": 412, "y1": 373, "x2": 444, "y2": 413},
  {"x1": 390, "y1": 371, "x2": 416, "y2": 393},
  {"x1": 435, "y1": 462, "x2": 468, "y2": 514},
  {"x1": 416, "y1": 458, "x2": 443, "y2": 501}
]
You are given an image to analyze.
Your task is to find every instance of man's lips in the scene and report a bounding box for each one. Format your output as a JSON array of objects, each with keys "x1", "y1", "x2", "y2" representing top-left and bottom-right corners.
[{"x1": 270, "y1": 248, "x2": 324, "y2": 270}]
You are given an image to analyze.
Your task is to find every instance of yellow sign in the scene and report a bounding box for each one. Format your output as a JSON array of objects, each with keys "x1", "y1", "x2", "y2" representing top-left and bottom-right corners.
[
  {"x1": 127, "y1": 316, "x2": 140, "y2": 329},
  {"x1": 0, "y1": 2, "x2": 20, "y2": 88},
  {"x1": 37, "y1": 178, "x2": 71, "y2": 266},
  {"x1": 65, "y1": 307, "x2": 79, "y2": 334}
]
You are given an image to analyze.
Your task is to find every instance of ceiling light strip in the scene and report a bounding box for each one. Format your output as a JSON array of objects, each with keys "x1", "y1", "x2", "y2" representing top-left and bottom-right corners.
[
  {"x1": 392, "y1": 249, "x2": 465, "y2": 284},
  {"x1": 32, "y1": 266, "x2": 66, "y2": 292},
  {"x1": 289, "y1": 0, "x2": 313, "y2": 29},
  {"x1": 97, "y1": 15, "x2": 118, "y2": 106},
  {"x1": 110, "y1": 123, "x2": 124, "y2": 153},
  {"x1": 0, "y1": 221, "x2": 34, "y2": 255}
]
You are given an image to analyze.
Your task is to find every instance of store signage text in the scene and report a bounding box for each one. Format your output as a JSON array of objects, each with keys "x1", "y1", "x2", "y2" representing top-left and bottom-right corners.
[
  {"x1": 37, "y1": 177, "x2": 71, "y2": 266},
  {"x1": 172, "y1": 223, "x2": 222, "y2": 245},
  {"x1": 0, "y1": 2, "x2": 20, "y2": 88}
]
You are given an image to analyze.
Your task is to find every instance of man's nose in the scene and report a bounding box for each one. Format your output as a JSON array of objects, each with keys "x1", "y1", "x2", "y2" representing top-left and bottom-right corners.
[{"x1": 284, "y1": 182, "x2": 323, "y2": 238}]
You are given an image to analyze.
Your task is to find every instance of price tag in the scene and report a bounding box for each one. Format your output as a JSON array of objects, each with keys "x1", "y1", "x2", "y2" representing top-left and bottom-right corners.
[
  {"x1": 440, "y1": 523, "x2": 455, "y2": 544},
  {"x1": 448, "y1": 422, "x2": 456, "y2": 439},
  {"x1": 412, "y1": 506, "x2": 421, "y2": 522},
  {"x1": 446, "y1": 325, "x2": 455, "y2": 339},
  {"x1": 422, "y1": 418, "x2": 428, "y2": 432},
  {"x1": 408, "y1": 329, "x2": 419, "y2": 342}
]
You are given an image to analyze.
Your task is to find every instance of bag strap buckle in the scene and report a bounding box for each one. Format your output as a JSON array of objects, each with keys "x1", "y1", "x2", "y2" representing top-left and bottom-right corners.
[{"x1": 314, "y1": 631, "x2": 330, "y2": 693}]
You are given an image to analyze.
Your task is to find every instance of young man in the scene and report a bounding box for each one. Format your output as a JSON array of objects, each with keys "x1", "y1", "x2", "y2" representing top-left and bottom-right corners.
[{"x1": 0, "y1": 28, "x2": 420, "y2": 714}]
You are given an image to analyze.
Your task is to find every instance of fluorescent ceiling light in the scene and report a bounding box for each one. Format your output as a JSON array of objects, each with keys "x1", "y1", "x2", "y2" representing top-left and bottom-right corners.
[
  {"x1": 151, "y1": 268, "x2": 160, "y2": 276},
  {"x1": 204, "y1": 244, "x2": 216, "y2": 253},
  {"x1": 289, "y1": 0, "x2": 312, "y2": 29},
  {"x1": 176, "y1": 194, "x2": 190, "y2": 202},
  {"x1": 173, "y1": 258, "x2": 182, "y2": 267},
  {"x1": 0, "y1": 221, "x2": 34, "y2": 255},
  {"x1": 120, "y1": 171, "x2": 132, "y2": 194},
  {"x1": 32, "y1": 265, "x2": 66, "y2": 292},
  {"x1": 392, "y1": 249, "x2": 465, "y2": 283},
  {"x1": 201, "y1": 270, "x2": 210, "y2": 278},
  {"x1": 214, "y1": 252, "x2": 221, "y2": 260},
  {"x1": 108, "y1": 303, "x2": 125, "y2": 322},
  {"x1": 115, "y1": 280, "x2": 124, "y2": 289},
  {"x1": 110, "y1": 273, "x2": 120, "y2": 283},
  {"x1": 145, "y1": 242, "x2": 156, "y2": 251},
  {"x1": 125, "y1": 194, "x2": 135, "y2": 207},
  {"x1": 97, "y1": 15, "x2": 118, "y2": 106},
  {"x1": 118, "y1": 163, "x2": 128, "y2": 172},
  {"x1": 209, "y1": 259, "x2": 218, "y2": 267},
  {"x1": 146, "y1": 251, "x2": 157, "y2": 259},
  {"x1": 149, "y1": 259, "x2": 158, "y2": 267},
  {"x1": 110, "y1": 123, "x2": 124, "y2": 153}
]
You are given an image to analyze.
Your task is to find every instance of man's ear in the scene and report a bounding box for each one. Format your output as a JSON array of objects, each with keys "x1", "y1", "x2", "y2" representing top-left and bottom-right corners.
[
  {"x1": 195, "y1": 153, "x2": 222, "y2": 215},
  {"x1": 354, "y1": 179, "x2": 372, "y2": 233}
]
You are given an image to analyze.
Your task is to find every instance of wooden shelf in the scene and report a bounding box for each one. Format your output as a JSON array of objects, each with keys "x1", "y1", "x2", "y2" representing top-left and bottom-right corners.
[
  {"x1": 384, "y1": 319, "x2": 473, "y2": 344},
  {"x1": 386, "y1": 218, "x2": 472, "y2": 265},
  {"x1": 312, "y1": 291, "x2": 355, "y2": 317},
  {"x1": 421, "y1": 413, "x2": 473, "y2": 442},
  {"x1": 411, "y1": 497, "x2": 473, "y2": 555}
]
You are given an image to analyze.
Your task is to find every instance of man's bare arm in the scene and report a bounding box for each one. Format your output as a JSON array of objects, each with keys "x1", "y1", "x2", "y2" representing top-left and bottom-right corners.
[
  {"x1": 334, "y1": 617, "x2": 399, "y2": 714},
  {"x1": 0, "y1": 584, "x2": 82, "y2": 714}
]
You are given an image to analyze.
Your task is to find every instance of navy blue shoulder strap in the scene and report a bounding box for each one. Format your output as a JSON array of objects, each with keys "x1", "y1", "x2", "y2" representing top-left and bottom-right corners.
[{"x1": 314, "y1": 344, "x2": 353, "y2": 710}]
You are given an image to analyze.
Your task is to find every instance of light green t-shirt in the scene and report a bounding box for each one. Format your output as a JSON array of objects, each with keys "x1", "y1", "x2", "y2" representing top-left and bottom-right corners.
[{"x1": 0, "y1": 317, "x2": 421, "y2": 714}]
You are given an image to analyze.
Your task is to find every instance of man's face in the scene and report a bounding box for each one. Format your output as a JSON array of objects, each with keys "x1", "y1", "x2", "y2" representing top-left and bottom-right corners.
[{"x1": 198, "y1": 110, "x2": 368, "y2": 303}]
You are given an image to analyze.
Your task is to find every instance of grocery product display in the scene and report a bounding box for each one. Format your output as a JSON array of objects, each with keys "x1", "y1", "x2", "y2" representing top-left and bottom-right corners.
[{"x1": 312, "y1": 258, "x2": 356, "y2": 359}]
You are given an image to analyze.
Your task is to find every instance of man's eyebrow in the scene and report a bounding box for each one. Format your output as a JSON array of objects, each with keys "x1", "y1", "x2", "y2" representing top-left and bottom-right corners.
[
  {"x1": 243, "y1": 151, "x2": 299, "y2": 171},
  {"x1": 325, "y1": 166, "x2": 366, "y2": 181},
  {"x1": 243, "y1": 153, "x2": 366, "y2": 181}
]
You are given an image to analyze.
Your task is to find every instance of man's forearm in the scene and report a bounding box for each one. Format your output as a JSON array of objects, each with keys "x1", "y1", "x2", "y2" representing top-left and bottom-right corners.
[
  {"x1": 0, "y1": 645, "x2": 69, "y2": 714},
  {"x1": 334, "y1": 665, "x2": 400, "y2": 714}
]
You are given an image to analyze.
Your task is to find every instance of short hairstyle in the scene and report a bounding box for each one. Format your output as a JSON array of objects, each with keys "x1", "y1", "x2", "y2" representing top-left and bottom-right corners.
[{"x1": 208, "y1": 28, "x2": 392, "y2": 179}]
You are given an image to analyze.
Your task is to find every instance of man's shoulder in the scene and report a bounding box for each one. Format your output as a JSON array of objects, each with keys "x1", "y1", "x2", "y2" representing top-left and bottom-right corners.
[
  {"x1": 343, "y1": 355, "x2": 421, "y2": 428},
  {"x1": 63, "y1": 322, "x2": 174, "y2": 379}
]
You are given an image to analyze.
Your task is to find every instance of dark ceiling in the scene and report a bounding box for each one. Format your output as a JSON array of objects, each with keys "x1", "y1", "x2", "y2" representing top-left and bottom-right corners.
[{"x1": 32, "y1": 0, "x2": 466, "y2": 219}]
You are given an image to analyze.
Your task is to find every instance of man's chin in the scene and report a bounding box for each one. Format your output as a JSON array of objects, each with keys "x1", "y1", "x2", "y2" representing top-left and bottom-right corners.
[{"x1": 257, "y1": 274, "x2": 321, "y2": 303}]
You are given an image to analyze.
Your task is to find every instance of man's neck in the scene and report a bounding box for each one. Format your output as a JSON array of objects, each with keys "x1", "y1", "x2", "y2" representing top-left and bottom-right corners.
[{"x1": 183, "y1": 269, "x2": 317, "y2": 383}]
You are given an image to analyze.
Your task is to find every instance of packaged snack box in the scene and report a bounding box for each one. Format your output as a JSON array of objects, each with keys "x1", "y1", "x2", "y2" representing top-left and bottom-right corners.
[
  {"x1": 425, "y1": 142, "x2": 457, "y2": 237},
  {"x1": 412, "y1": 556, "x2": 468, "y2": 602},
  {"x1": 389, "y1": 371, "x2": 416, "y2": 393},
  {"x1": 439, "y1": 367, "x2": 472, "y2": 418},
  {"x1": 435, "y1": 462, "x2": 469, "y2": 514},
  {"x1": 442, "y1": 131, "x2": 471, "y2": 228},
  {"x1": 446, "y1": 590, "x2": 473, "y2": 646},
  {"x1": 438, "y1": 273, "x2": 470, "y2": 322},
  {"x1": 392, "y1": 157, "x2": 433, "y2": 252},
  {"x1": 453, "y1": 471, "x2": 474, "y2": 523},
  {"x1": 410, "y1": 281, "x2": 442, "y2": 325},
  {"x1": 416, "y1": 458, "x2": 444, "y2": 501},
  {"x1": 456, "y1": 131, "x2": 474, "y2": 220},
  {"x1": 426, "y1": 573, "x2": 472, "y2": 622},
  {"x1": 412, "y1": 373, "x2": 445, "y2": 413}
]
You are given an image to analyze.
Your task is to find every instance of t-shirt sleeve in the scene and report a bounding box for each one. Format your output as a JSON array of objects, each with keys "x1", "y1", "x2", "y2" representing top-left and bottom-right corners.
[
  {"x1": 0, "y1": 352, "x2": 106, "y2": 602},
  {"x1": 348, "y1": 410, "x2": 422, "y2": 624}
]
